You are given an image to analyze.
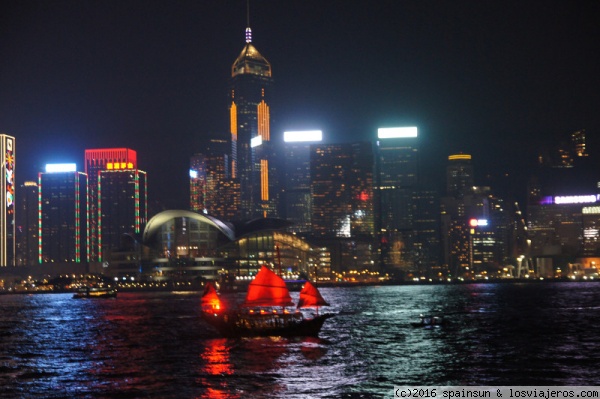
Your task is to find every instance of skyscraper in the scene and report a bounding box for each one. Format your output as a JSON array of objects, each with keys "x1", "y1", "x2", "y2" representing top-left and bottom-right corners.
[
  {"x1": 229, "y1": 22, "x2": 276, "y2": 219},
  {"x1": 189, "y1": 153, "x2": 207, "y2": 213},
  {"x1": 38, "y1": 163, "x2": 88, "y2": 265},
  {"x1": 375, "y1": 127, "x2": 420, "y2": 272},
  {"x1": 446, "y1": 154, "x2": 474, "y2": 196},
  {"x1": 190, "y1": 139, "x2": 239, "y2": 220},
  {"x1": 311, "y1": 142, "x2": 374, "y2": 238},
  {"x1": 16, "y1": 181, "x2": 38, "y2": 266},
  {"x1": 84, "y1": 148, "x2": 138, "y2": 262},
  {"x1": 310, "y1": 141, "x2": 375, "y2": 275},
  {"x1": 282, "y1": 130, "x2": 323, "y2": 234},
  {"x1": 98, "y1": 164, "x2": 147, "y2": 262},
  {"x1": 0, "y1": 134, "x2": 15, "y2": 266}
]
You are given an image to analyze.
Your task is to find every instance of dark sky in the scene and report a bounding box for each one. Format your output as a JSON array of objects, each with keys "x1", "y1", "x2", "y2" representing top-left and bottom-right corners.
[{"x1": 1, "y1": 0, "x2": 599, "y2": 208}]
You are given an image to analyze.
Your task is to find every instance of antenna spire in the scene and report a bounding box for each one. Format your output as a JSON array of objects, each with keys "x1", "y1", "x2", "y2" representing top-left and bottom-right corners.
[{"x1": 245, "y1": 0, "x2": 252, "y2": 43}]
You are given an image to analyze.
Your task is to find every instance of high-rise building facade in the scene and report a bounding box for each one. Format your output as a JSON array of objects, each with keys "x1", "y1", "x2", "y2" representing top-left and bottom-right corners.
[
  {"x1": 98, "y1": 164, "x2": 147, "y2": 262},
  {"x1": 0, "y1": 134, "x2": 15, "y2": 266},
  {"x1": 446, "y1": 154, "x2": 474, "y2": 196},
  {"x1": 375, "y1": 128, "x2": 420, "y2": 272},
  {"x1": 38, "y1": 164, "x2": 88, "y2": 264},
  {"x1": 190, "y1": 153, "x2": 207, "y2": 213},
  {"x1": 84, "y1": 148, "x2": 138, "y2": 261},
  {"x1": 282, "y1": 130, "x2": 323, "y2": 234},
  {"x1": 311, "y1": 142, "x2": 374, "y2": 238},
  {"x1": 229, "y1": 25, "x2": 277, "y2": 219},
  {"x1": 16, "y1": 181, "x2": 38, "y2": 266},
  {"x1": 190, "y1": 139, "x2": 239, "y2": 220}
]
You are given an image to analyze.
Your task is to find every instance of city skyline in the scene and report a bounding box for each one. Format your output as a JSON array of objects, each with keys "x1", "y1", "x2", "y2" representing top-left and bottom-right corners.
[{"x1": 1, "y1": 1, "x2": 599, "y2": 208}]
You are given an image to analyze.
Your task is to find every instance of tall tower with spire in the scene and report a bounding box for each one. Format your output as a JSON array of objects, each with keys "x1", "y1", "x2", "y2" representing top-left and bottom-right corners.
[{"x1": 229, "y1": 7, "x2": 278, "y2": 219}]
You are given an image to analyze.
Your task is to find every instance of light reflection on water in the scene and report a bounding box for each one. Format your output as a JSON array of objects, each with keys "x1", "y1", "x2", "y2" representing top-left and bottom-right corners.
[{"x1": 1, "y1": 283, "x2": 600, "y2": 398}]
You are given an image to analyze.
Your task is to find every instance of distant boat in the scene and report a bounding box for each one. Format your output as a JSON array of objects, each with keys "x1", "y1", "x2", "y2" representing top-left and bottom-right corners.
[
  {"x1": 410, "y1": 314, "x2": 447, "y2": 328},
  {"x1": 73, "y1": 286, "x2": 117, "y2": 299},
  {"x1": 201, "y1": 266, "x2": 333, "y2": 338}
]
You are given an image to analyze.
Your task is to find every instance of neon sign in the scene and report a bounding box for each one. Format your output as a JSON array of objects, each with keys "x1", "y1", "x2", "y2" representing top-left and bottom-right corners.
[
  {"x1": 583, "y1": 206, "x2": 600, "y2": 214},
  {"x1": 106, "y1": 162, "x2": 134, "y2": 170},
  {"x1": 554, "y1": 195, "x2": 599, "y2": 205},
  {"x1": 5, "y1": 137, "x2": 14, "y2": 213}
]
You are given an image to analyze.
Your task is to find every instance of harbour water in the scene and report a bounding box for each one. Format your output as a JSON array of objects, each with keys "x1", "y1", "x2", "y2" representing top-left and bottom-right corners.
[{"x1": 1, "y1": 282, "x2": 600, "y2": 398}]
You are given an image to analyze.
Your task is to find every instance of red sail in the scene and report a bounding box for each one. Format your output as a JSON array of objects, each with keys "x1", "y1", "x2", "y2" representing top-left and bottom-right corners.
[
  {"x1": 201, "y1": 282, "x2": 222, "y2": 311},
  {"x1": 297, "y1": 281, "x2": 330, "y2": 308},
  {"x1": 244, "y1": 265, "x2": 294, "y2": 307}
]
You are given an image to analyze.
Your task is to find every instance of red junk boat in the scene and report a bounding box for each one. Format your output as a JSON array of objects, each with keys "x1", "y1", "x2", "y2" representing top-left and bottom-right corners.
[{"x1": 201, "y1": 266, "x2": 333, "y2": 338}]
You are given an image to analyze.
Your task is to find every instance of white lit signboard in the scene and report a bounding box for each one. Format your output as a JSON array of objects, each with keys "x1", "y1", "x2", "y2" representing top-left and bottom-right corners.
[
  {"x1": 377, "y1": 127, "x2": 418, "y2": 139},
  {"x1": 189, "y1": 169, "x2": 198, "y2": 179},
  {"x1": 45, "y1": 163, "x2": 76, "y2": 173},
  {"x1": 283, "y1": 130, "x2": 323, "y2": 142},
  {"x1": 554, "y1": 195, "x2": 600, "y2": 205},
  {"x1": 250, "y1": 136, "x2": 263, "y2": 148},
  {"x1": 583, "y1": 206, "x2": 600, "y2": 214},
  {"x1": 469, "y1": 218, "x2": 488, "y2": 227}
]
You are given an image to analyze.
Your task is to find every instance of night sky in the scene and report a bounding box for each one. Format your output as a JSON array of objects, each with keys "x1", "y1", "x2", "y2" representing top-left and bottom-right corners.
[{"x1": 1, "y1": 1, "x2": 599, "y2": 209}]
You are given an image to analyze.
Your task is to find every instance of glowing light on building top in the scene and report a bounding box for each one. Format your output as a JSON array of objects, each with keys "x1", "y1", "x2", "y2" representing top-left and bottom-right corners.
[
  {"x1": 448, "y1": 154, "x2": 472, "y2": 161},
  {"x1": 283, "y1": 130, "x2": 323, "y2": 142},
  {"x1": 377, "y1": 127, "x2": 418, "y2": 139},
  {"x1": 45, "y1": 163, "x2": 77, "y2": 173}
]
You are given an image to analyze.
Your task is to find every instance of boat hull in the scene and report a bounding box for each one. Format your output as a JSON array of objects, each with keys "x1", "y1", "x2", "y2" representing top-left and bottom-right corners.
[
  {"x1": 73, "y1": 288, "x2": 117, "y2": 299},
  {"x1": 202, "y1": 312, "x2": 333, "y2": 338}
]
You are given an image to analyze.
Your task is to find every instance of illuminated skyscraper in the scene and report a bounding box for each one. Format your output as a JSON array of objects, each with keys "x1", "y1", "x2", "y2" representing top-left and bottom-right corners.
[
  {"x1": 190, "y1": 153, "x2": 207, "y2": 213},
  {"x1": 85, "y1": 148, "x2": 137, "y2": 262},
  {"x1": 229, "y1": 21, "x2": 276, "y2": 219},
  {"x1": 282, "y1": 131, "x2": 323, "y2": 234},
  {"x1": 446, "y1": 153, "x2": 474, "y2": 196},
  {"x1": 0, "y1": 134, "x2": 15, "y2": 266},
  {"x1": 375, "y1": 127, "x2": 421, "y2": 272},
  {"x1": 190, "y1": 139, "x2": 239, "y2": 219},
  {"x1": 98, "y1": 164, "x2": 147, "y2": 262},
  {"x1": 376, "y1": 127, "x2": 418, "y2": 230},
  {"x1": 38, "y1": 164, "x2": 88, "y2": 265},
  {"x1": 311, "y1": 142, "x2": 374, "y2": 238},
  {"x1": 16, "y1": 181, "x2": 38, "y2": 266}
]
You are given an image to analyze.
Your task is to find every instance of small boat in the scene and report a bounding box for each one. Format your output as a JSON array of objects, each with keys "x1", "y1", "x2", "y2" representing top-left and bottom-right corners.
[
  {"x1": 201, "y1": 266, "x2": 333, "y2": 338},
  {"x1": 73, "y1": 286, "x2": 117, "y2": 299},
  {"x1": 411, "y1": 314, "x2": 447, "y2": 328}
]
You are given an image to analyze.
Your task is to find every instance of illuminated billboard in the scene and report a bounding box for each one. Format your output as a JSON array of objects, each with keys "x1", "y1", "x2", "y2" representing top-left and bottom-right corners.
[
  {"x1": 1, "y1": 135, "x2": 15, "y2": 266},
  {"x1": 554, "y1": 195, "x2": 599, "y2": 205},
  {"x1": 469, "y1": 218, "x2": 489, "y2": 227},
  {"x1": 283, "y1": 130, "x2": 323, "y2": 142},
  {"x1": 45, "y1": 163, "x2": 77, "y2": 173},
  {"x1": 377, "y1": 127, "x2": 418, "y2": 139},
  {"x1": 106, "y1": 162, "x2": 134, "y2": 170}
]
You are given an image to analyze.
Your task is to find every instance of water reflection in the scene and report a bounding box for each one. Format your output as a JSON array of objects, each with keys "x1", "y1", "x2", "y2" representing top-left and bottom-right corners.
[{"x1": 2, "y1": 283, "x2": 600, "y2": 398}]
